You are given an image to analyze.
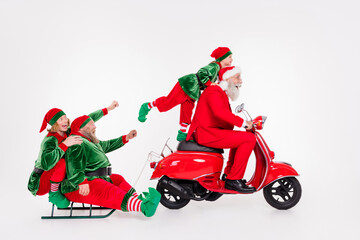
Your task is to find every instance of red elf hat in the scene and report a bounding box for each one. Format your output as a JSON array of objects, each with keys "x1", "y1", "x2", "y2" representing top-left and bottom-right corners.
[
  {"x1": 219, "y1": 66, "x2": 242, "y2": 81},
  {"x1": 40, "y1": 108, "x2": 66, "y2": 133},
  {"x1": 211, "y1": 47, "x2": 232, "y2": 62},
  {"x1": 70, "y1": 115, "x2": 92, "y2": 133}
]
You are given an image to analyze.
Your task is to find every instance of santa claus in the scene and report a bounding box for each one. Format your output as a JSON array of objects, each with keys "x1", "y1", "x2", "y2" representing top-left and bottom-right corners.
[{"x1": 186, "y1": 66, "x2": 256, "y2": 193}]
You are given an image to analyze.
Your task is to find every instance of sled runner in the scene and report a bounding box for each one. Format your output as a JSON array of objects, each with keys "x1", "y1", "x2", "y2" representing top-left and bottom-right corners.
[{"x1": 41, "y1": 202, "x2": 115, "y2": 219}]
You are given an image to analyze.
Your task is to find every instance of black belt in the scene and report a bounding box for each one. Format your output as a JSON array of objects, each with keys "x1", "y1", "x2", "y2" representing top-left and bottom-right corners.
[
  {"x1": 85, "y1": 167, "x2": 112, "y2": 177},
  {"x1": 196, "y1": 74, "x2": 206, "y2": 90},
  {"x1": 33, "y1": 167, "x2": 44, "y2": 175}
]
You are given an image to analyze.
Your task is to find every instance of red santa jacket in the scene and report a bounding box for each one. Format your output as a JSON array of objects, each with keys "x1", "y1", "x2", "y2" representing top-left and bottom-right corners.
[{"x1": 186, "y1": 85, "x2": 245, "y2": 144}]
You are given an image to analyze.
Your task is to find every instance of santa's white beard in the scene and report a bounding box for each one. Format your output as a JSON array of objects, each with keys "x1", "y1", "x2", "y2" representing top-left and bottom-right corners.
[{"x1": 219, "y1": 80, "x2": 240, "y2": 101}]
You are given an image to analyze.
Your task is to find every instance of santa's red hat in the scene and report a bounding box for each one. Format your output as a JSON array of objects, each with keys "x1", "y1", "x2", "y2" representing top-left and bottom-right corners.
[
  {"x1": 219, "y1": 66, "x2": 242, "y2": 81},
  {"x1": 211, "y1": 47, "x2": 232, "y2": 62},
  {"x1": 39, "y1": 108, "x2": 66, "y2": 133},
  {"x1": 71, "y1": 115, "x2": 92, "y2": 133}
]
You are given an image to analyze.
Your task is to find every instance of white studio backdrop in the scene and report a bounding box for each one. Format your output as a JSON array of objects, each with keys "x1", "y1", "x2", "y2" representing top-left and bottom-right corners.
[{"x1": 0, "y1": 0, "x2": 359, "y2": 239}]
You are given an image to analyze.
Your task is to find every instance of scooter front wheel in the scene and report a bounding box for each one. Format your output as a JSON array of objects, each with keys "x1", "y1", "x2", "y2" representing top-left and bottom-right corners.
[
  {"x1": 263, "y1": 177, "x2": 301, "y2": 210},
  {"x1": 156, "y1": 181, "x2": 190, "y2": 210}
]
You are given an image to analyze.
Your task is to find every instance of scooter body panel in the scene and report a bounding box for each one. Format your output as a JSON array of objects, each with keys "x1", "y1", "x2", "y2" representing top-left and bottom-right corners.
[{"x1": 151, "y1": 151, "x2": 224, "y2": 180}]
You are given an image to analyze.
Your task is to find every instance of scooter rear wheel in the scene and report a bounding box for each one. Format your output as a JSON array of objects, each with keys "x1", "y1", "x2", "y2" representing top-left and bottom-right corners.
[
  {"x1": 263, "y1": 177, "x2": 301, "y2": 210},
  {"x1": 156, "y1": 181, "x2": 190, "y2": 209}
]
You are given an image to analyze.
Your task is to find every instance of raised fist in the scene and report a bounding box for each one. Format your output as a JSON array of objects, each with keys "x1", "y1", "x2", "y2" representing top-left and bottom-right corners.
[
  {"x1": 107, "y1": 100, "x2": 119, "y2": 111},
  {"x1": 126, "y1": 130, "x2": 137, "y2": 141}
]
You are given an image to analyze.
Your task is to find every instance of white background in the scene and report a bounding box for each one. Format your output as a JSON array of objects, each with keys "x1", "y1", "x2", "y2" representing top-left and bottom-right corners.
[{"x1": 1, "y1": 0, "x2": 359, "y2": 239}]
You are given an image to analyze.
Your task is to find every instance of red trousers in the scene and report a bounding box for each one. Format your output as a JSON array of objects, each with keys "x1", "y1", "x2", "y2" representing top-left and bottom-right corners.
[
  {"x1": 64, "y1": 174, "x2": 132, "y2": 211},
  {"x1": 155, "y1": 82, "x2": 195, "y2": 124},
  {"x1": 196, "y1": 131, "x2": 256, "y2": 180},
  {"x1": 36, "y1": 158, "x2": 66, "y2": 195}
]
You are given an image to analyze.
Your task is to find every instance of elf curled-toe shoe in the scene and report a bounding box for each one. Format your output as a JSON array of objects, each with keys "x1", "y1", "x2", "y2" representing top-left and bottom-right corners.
[
  {"x1": 49, "y1": 191, "x2": 70, "y2": 208},
  {"x1": 138, "y1": 102, "x2": 151, "y2": 123},
  {"x1": 140, "y1": 187, "x2": 161, "y2": 217},
  {"x1": 176, "y1": 130, "x2": 187, "y2": 141}
]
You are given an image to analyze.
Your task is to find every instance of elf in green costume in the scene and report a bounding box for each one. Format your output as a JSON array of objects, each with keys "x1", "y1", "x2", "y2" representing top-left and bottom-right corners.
[
  {"x1": 27, "y1": 101, "x2": 118, "y2": 208},
  {"x1": 138, "y1": 47, "x2": 233, "y2": 141},
  {"x1": 61, "y1": 114, "x2": 161, "y2": 217}
]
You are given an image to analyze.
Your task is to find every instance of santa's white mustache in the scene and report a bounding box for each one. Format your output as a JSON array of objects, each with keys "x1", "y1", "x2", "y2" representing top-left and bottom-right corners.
[{"x1": 227, "y1": 80, "x2": 240, "y2": 101}]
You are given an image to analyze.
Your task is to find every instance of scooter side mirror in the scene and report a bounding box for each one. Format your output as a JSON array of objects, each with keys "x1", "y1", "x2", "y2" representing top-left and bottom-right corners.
[{"x1": 235, "y1": 103, "x2": 245, "y2": 113}]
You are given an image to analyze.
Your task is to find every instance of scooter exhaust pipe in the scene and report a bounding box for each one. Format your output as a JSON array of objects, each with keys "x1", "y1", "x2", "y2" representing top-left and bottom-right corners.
[{"x1": 159, "y1": 176, "x2": 193, "y2": 199}]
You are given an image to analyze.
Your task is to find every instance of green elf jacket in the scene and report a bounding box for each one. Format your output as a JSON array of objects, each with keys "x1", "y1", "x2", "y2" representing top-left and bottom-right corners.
[
  {"x1": 27, "y1": 109, "x2": 108, "y2": 196},
  {"x1": 61, "y1": 135, "x2": 128, "y2": 194},
  {"x1": 178, "y1": 62, "x2": 221, "y2": 101}
]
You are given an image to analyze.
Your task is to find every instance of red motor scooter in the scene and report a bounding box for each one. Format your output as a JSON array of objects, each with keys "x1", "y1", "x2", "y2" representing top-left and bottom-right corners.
[{"x1": 148, "y1": 104, "x2": 301, "y2": 210}]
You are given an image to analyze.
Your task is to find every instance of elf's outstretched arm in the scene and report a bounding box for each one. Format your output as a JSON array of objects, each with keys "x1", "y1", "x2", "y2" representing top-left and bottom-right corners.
[
  {"x1": 88, "y1": 100, "x2": 119, "y2": 122},
  {"x1": 64, "y1": 101, "x2": 119, "y2": 135},
  {"x1": 99, "y1": 130, "x2": 137, "y2": 153}
]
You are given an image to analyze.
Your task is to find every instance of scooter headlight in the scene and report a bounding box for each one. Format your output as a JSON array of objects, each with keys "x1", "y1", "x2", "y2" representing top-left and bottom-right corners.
[{"x1": 253, "y1": 116, "x2": 267, "y2": 130}]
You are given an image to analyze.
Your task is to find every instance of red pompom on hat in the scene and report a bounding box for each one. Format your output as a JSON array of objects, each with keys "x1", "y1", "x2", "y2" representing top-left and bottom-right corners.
[
  {"x1": 70, "y1": 115, "x2": 92, "y2": 133},
  {"x1": 219, "y1": 66, "x2": 242, "y2": 81},
  {"x1": 39, "y1": 108, "x2": 66, "y2": 133},
  {"x1": 211, "y1": 47, "x2": 232, "y2": 62}
]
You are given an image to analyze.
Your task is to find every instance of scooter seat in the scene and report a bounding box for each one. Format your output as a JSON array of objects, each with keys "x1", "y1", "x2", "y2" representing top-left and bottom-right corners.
[{"x1": 177, "y1": 141, "x2": 224, "y2": 154}]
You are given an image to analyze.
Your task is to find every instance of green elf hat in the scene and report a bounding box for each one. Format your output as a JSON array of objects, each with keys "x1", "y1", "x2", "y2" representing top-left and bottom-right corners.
[
  {"x1": 211, "y1": 47, "x2": 232, "y2": 62},
  {"x1": 40, "y1": 108, "x2": 66, "y2": 133},
  {"x1": 70, "y1": 115, "x2": 92, "y2": 133}
]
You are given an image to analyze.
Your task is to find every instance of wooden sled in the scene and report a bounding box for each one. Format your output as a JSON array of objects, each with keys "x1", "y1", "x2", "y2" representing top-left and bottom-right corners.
[{"x1": 41, "y1": 202, "x2": 116, "y2": 219}]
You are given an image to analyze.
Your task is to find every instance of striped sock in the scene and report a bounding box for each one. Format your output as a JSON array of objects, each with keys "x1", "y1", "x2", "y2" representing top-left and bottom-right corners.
[
  {"x1": 179, "y1": 123, "x2": 189, "y2": 133},
  {"x1": 132, "y1": 192, "x2": 139, "y2": 198},
  {"x1": 148, "y1": 101, "x2": 156, "y2": 109},
  {"x1": 50, "y1": 183, "x2": 60, "y2": 192},
  {"x1": 127, "y1": 196, "x2": 142, "y2": 212}
]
